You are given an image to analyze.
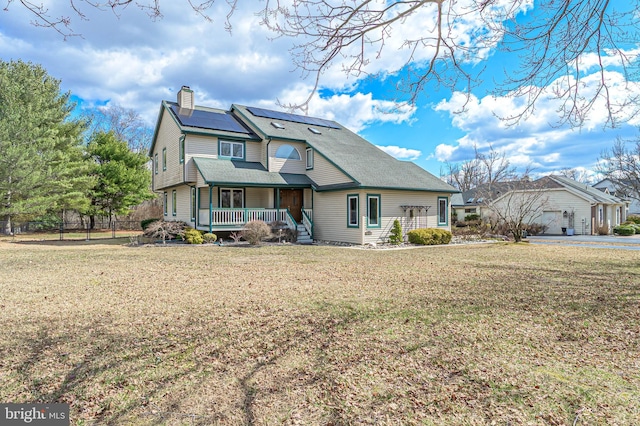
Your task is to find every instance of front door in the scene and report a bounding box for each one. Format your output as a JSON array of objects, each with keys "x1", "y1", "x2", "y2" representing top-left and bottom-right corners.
[{"x1": 280, "y1": 189, "x2": 303, "y2": 222}]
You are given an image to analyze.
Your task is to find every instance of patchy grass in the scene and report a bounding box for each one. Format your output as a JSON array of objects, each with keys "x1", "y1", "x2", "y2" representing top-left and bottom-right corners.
[{"x1": 0, "y1": 241, "x2": 638, "y2": 425}]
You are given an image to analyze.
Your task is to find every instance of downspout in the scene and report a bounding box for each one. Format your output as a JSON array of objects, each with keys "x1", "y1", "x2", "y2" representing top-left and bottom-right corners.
[{"x1": 209, "y1": 184, "x2": 214, "y2": 234}]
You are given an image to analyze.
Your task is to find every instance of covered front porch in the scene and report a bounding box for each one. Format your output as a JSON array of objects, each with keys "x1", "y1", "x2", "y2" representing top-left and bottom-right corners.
[{"x1": 197, "y1": 207, "x2": 313, "y2": 234}]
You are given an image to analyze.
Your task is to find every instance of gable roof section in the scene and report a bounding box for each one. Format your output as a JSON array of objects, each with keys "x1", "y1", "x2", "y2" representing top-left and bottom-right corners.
[
  {"x1": 193, "y1": 157, "x2": 314, "y2": 188},
  {"x1": 548, "y1": 175, "x2": 622, "y2": 204},
  {"x1": 232, "y1": 104, "x2": 457, "y2": 193},
  {"x1": 458, "y1": 176, "x2": 624, "y2": 206},
  {"x1": 149, "y1": 101, "x2": 260, "y2": 156}
]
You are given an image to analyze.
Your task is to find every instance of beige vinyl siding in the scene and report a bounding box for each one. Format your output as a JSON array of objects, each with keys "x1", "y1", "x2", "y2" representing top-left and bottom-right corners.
[
  {"x1": 245, "y1": 141, "x2": 263, "y2": 163},
  {"x1": 304, "y1": 189, "x2": 313, "y2": 209},
  {"x1": 152, "y1": 109, "x2": 183, "y2": 191},
  {"x1": 306, "y1": 150, "x2": 353, "y2": 186},
  {"x1": 172, "y1": 186, "x2": 193, "y2": 225},
  {"x1": 245, "y1": 188, "x2": 273, "y2": 208},
  {"x1": 313, "y1": 190, "x2": 450, "y2": 244},
  {"x1": 268, "y1": 140, "x2": 306, "y2": 173},
  {"x1": 538, "y1": 189, "x2": 592, "y2": 235},
  {"x1": 185, "y1": 134, "x2": 217, "y2": 182},
  {"x1": 313, "y1": 191, "x2": 363, "y2": 244}
]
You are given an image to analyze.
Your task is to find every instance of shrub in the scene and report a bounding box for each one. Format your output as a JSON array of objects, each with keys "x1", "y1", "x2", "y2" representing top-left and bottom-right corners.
[
  {"x1": 613, "y1": 225, "x2": 636, "y2": 236},
  {"x1": 242, "y1": 220, "x2": 271, "y2": 245},
  {"x1": 407, "y1": 228, "x2": 452, "y2": 245},
  {"x1": 203, "y1": 233, "x2": 217, "y2": 243},
  {"x1": 184, "y1": 228, "x2": 204, "y2": 244},
  {"x1": 524, "y1": 223, "x2": 548, "y2": 236},
  {"x1": 595, "y1": 224, "x2": 610, "y2": 235},
  {"x1": 143, "y1": 220, "x2": 186, "y2": 243},
  {"x1": 627, "y1": 214, "x2": 640, "y2": 224},
  {"x1": 464, "y1": 213, "x2": 480, "y2": 222},
  {"x1": 141, "y1": 218, "x2": 160, "y2": 230},
  {"x1": 389, "y1": 219, "x2": 403, "y2": 245}
]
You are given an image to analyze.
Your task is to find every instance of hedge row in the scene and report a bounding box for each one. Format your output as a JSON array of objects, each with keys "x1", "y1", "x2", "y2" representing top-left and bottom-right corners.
[{"x1": 407, "y1": 228, "x2": 452, "y2": 245}]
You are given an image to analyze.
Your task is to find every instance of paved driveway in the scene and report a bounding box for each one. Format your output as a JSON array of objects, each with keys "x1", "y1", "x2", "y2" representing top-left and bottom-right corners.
[{"x1": 527, "y1": 234, "x2": 640, "y2": 250}]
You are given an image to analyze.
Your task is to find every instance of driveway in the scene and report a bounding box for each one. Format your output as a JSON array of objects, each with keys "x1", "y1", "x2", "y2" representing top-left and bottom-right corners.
[{"x1": 527, "y1": 234, "x2": 640, "y2": 250}]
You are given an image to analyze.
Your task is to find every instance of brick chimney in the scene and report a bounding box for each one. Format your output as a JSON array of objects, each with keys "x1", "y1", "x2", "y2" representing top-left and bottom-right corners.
[{"x1": 177, "y1": 86, "x2": 194, "y2": 109}]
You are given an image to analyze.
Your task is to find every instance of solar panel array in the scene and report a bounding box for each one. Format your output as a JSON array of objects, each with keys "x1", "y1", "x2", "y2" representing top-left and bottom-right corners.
[
  {"x1": 246, "y1": 106, "x2": 340, "y2": 129},
  {"x1": 170, "y1": 105, "x2": 251, "y2": 134}
]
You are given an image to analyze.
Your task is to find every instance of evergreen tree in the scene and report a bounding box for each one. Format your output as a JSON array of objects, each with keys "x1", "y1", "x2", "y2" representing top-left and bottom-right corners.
[
  {"x1": 0, "y1": 59, "x2": 93, "y2": 233},
  {"x1": 86, "y1": 131, "x2": 154, "y2": 227}
]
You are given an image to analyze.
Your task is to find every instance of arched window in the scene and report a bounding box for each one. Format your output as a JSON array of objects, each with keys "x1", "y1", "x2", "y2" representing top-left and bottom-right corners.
[{"x1": 274, "y1": 145, "x2": 301, "y2": 160}]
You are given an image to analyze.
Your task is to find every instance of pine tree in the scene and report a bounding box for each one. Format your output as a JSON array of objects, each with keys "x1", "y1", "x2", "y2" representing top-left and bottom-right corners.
[{"x1": 0, "y1": 60, "x2": 93, "y2": 233}]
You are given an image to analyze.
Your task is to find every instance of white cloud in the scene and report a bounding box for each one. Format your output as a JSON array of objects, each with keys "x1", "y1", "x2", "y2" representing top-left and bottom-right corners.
[{"x1": 375, "y1": 145, "x2": 422, "y2": 160}]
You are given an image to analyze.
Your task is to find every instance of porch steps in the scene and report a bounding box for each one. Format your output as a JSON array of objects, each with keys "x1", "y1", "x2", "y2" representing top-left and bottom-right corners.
[{"x1": 296, "y1": 224, "x2": 313, "y2": 244}]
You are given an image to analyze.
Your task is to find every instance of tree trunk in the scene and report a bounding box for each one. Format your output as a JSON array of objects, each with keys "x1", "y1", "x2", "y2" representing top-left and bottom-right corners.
[
  {"x1": 3, "y1": 216, "x2": 11, "y2": 235},
  {"x1": 89, "y1": 215, "x2": 95, "y2": 230}
]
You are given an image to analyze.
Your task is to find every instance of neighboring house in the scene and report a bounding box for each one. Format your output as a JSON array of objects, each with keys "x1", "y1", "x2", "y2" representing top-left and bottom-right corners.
[
  {"x1": 452, "y1": 175, "x2": 627, "y2": 235},
  {"x1": 593, "y1": 178, "x2": 640, "y2": 216},
  {"x1": 149, "y1": 86, "x2": 458, "y2": 244}
]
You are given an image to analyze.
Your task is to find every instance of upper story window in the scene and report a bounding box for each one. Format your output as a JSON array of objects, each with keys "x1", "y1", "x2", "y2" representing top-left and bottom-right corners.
[
  {"x1": 162, "y1": 148, "x2": 167, "y2": 171},
  {"x1": 179, "y1": 135, "x2": 185, "y2": 164},
  {"x1": 219, "y1": 140, "x2": 244, "y2": 159},
  {"x1": 274, "y1": 144, "x2": 301, "y2": 160},
  {"x1": 306, "y1": 148, "x2": 314, "y2": 170}
]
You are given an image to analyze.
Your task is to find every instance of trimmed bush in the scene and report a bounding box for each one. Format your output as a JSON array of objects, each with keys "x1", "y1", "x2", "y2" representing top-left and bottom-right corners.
[
  {"x1": 203, "y1": 233, "x2": 217, "y2": 243},
  {"x1": 464, "y1": 213, "x2": 481, "y2": 222},
  {"x1": 141, "y1": 218, "x2": 160, "y2": 230},
  {"x1": 389, "y1": 219, "x2": 403, "y2": 245},
  {"x1": 613, "y1": 225, "x2": 636, "y2": 236},
  {"x1": 243, "y1": 220, "x2": 271, "y2": 245},
  {"x1": 184, "y1": 228, "x2": 204, "y2": 244},
  {"x1": 407, "y1": 228, "x2": 452, "y2": 245}
]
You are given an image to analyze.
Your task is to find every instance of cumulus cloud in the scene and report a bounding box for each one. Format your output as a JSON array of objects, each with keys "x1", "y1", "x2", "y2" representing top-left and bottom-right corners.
[
  {"x1": 375, "y1": 145, "x2": 422, "y2": 160},
  {"x1": 433, "y1": 67, "x2": 640, "y2": 173}
]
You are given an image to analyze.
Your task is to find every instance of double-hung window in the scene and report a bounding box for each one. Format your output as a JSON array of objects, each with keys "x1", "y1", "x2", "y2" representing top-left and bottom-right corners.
[
  {"x1": 438, "y1": 197, "x2": 448, "y2": 226},
  {"x1": 347, "y1": 194, "x2": 359, "y2": 228},
  {"x1": 219, "y1": 140, "x2": 244, "y2": 159},
  {"x1": 220, "y1": 188, "x2": 244, "y2": 208},
  {"x1": 367, "y1": 194, "x2": 381, "y2": 228}
]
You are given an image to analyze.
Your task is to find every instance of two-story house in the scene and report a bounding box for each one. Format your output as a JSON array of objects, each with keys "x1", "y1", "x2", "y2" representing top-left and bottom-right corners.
[{"x1": 150, "y1": 86, "x2": 458, "y2": 244}]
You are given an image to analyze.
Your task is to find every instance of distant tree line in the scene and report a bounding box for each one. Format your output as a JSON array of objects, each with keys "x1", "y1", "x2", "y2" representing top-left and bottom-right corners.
[{"x1": 0, "y1": 59, "x2": 155, "y2": 234}]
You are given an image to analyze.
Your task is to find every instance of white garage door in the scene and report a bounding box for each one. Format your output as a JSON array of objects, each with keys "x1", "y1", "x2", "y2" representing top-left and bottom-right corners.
[{"x1": 542, "y1": 211, "x2": 562, "y2": 234}]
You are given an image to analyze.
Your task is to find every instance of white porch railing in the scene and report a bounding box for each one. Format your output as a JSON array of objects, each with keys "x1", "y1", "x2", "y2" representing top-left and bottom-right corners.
[
  {"x1": 198, "y1": 208, "x2": 313, "y2": 233},
  {"x1": 302, "y1": 209, "x2": 313, "y2": 237}
]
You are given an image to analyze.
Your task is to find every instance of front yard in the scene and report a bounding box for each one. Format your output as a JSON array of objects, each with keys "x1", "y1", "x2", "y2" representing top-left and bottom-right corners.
[{"x1": 0, "y1": 241, "x2": 638, "y2": 424}]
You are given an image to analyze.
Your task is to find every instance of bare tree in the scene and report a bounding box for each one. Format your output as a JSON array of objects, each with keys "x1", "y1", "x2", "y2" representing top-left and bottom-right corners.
[
  {"x1": 83, "y1": 104, "x2": 153, "y2": 152},
  {"x1": 556, "y1": 167, "x2": 594, "y2": 184},
  {"x1": 482, "y1": 179, "x2": 550, "y2": 242},
  {"x1": 598, "y1": 137, "x2": 640, "y2": 203},
  {"x1": 7, "y1": 1, "x2": 639, "y2": 127},
  {"x1": 443, "y1": 144, "x2": 518, "y2": 191}
]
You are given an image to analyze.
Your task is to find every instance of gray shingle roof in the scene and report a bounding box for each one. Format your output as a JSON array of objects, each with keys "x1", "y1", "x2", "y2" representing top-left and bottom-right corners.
[
  {"x1": 232, "y1": 104, "x2": 457, "y2": 193},
  {"x1": 193, "y1": 158, "x2": 315, "y2": 187}
]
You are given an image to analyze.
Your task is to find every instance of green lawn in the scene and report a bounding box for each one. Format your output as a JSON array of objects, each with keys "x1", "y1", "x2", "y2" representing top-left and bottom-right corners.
[{"x1": 0, "y1": 240, "x2": 638, "y2": 424}]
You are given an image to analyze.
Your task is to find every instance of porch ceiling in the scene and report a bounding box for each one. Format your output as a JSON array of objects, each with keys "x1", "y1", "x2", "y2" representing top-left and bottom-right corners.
[{"x1": 193, "y1": 157, "x2": 315, "y2": 187}]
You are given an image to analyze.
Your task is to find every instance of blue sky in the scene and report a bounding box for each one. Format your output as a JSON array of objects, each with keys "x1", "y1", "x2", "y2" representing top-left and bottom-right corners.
[{"x1": 1, "y1": 1, "x2": 638, "y2": 178}]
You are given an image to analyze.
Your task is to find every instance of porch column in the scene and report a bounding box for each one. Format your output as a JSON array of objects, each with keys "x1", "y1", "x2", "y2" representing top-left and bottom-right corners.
[
  {"x1": 209, "y1": 185, "x2": 213, "y2": 233},
  {"x1": 276, "y1": 188, "x2": 280, "y2": 219}
]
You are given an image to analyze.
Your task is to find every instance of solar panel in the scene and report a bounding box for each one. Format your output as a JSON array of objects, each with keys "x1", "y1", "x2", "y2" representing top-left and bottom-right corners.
[
  {"x1": 246, "y1": 106, "x2": 340, "y2": 129},
  {"x1": 170, "y1": 105, "x2": 251, "y2": 134}
]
